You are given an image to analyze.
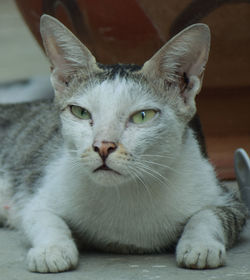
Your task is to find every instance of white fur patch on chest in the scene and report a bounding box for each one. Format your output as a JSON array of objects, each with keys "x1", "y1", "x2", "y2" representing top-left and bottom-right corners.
[{"x1": 61, "y1": 182, "x2": 189, "y2": 252}]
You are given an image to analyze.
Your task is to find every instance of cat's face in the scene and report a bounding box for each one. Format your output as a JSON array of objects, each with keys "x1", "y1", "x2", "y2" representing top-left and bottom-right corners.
[
  {"x1": 59, "y1": 74, "x2": 183, "y2": 186},
  {"x1": 40, "y1": 15, "x2": 210, "y2": 186}
]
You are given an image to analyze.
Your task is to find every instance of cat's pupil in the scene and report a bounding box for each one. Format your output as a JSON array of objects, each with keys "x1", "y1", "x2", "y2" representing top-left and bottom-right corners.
[
  {"x1": 141, "y1": 111, "x2": 146, "y2": 120},
  {"x1": 80, "y1": 108, "x2": 89, "y2": 117}
]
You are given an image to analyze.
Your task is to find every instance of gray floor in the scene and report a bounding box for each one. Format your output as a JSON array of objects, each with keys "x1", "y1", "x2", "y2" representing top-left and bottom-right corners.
[
  {"x1": 0, "y1": 221, "x2": 249, "y2": 280},
  {"x1": 0, "y1": 1, "x2": 250, "y2": 279}
]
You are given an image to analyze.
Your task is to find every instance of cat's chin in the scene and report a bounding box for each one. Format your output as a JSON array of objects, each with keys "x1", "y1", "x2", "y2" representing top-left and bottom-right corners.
[{"x1": 90, "y1": 169, "x2": 128, "y2": 187}]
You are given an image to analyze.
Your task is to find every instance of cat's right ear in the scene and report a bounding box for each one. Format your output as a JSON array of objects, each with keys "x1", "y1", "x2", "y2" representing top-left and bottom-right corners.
[{"x1": 40, "y1": 15, "x2": 99, "y2": 93}]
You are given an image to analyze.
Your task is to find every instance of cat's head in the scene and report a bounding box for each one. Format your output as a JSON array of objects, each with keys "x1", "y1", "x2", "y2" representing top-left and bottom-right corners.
[{"x1": 40, "y1": 15, "x2": 210, "y2": 187}]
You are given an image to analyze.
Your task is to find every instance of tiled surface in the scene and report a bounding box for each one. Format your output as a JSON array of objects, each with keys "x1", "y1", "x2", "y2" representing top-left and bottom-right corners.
[{"x1": 0, "y1": 0, "x2": 49, "y2": 83}]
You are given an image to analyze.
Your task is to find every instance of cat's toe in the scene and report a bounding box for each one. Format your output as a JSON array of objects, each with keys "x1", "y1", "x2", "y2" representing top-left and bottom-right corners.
[
  {"x1": 27, "y1": 241, "x2": 79, "y2": 273},
  {"x1": 176, "y1": 239, "x2": 226, "y2": 269}
]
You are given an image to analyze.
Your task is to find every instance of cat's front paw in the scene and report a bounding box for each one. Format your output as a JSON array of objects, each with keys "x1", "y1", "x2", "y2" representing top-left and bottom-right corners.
[
  {"x1": 27, "y1": 240, "x2": 79, "y2": 273},
  {"x1": 176, "y1": 239, "x2": 226, "y2": 269}
]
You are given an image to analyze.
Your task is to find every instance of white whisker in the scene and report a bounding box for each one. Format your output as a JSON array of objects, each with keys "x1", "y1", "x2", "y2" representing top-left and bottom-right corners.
[
  {"x1": 137, "y1": 162, "x2": 169, "y2": 183},
  {"x1": 140, "y1": 159, "x2": 181, "y2": 175},
  {"x1": 141, "y1": 154, "x2": 175, "y2": 160},
  {"x1": 127, "y1": 166, "x2": 154, "y2": 201},
  {"x1": 132, "y1": 162, "x2": 166, "y2": 185}
]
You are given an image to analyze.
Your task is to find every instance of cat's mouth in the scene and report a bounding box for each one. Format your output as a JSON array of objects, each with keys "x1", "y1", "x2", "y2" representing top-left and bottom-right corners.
[{"x1": 94, "y1": 164, "x2": 121, "y2": 175}]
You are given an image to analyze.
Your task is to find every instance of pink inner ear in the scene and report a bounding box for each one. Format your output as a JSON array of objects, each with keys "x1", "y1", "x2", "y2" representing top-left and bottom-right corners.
[{"x1": 45, "y1": 35, "x2": 75, "y2": 75}]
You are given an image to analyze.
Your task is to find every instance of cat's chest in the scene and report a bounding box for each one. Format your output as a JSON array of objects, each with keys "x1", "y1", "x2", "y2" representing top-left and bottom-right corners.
[{"x1": 63, "y1": 184, "x2": 186, "y2": 252}]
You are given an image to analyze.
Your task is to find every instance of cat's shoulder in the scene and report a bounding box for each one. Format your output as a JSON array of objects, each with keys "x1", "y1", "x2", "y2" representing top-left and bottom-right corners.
[{"x1": 0, "y1": 98, "x2": 59, "y2": 140}]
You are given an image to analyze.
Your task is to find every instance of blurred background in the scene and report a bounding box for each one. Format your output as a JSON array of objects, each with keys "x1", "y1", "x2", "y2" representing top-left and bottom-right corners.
[{"x1": 0, "y1": 0, "x2": 49, "y2": 82}]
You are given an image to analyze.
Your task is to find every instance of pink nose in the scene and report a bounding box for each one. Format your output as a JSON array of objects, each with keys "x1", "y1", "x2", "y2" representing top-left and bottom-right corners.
[{"x1": 93, "y1": 141, "x2": 117, "y2": 161}]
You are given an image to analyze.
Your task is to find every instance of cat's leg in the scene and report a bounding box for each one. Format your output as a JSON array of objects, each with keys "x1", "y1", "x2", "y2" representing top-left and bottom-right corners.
[
  {"x1": 21, "y1": 197, "x2": 78, "y2": 273},
  {"x1": 176, "y1": 203, "x2": 246, "y2": 269}
]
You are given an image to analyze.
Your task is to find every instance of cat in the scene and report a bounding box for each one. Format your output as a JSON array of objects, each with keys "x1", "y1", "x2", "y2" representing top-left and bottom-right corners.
[{"x1": 0, "y1": 14, "x2": 247, "y2": 273}]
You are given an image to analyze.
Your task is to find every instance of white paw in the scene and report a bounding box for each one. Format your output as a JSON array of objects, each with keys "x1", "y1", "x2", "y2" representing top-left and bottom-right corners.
[
  {"x1": 27, "y1": 241, "x2": 79, "y2": 273},
  {"x1": 176, "y1": 239, "x2": 226, "y2": 269}
]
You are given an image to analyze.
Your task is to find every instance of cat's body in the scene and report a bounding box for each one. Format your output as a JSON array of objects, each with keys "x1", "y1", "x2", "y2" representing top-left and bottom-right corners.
[
  {"x1": 0, "y1": 15, "x2": 247, "y2": 273},
  {"x1": 0, "y1": 97, "x2": 214, "y2": 250}
]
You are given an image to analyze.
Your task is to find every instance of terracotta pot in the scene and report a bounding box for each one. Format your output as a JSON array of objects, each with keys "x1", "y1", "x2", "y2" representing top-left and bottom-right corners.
[{"x1": 15, "y1": 0, "x2": 250, "y2": 179}]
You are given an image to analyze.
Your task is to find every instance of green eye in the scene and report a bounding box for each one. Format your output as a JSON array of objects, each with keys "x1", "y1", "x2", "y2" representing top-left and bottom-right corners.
[
  {"x1": 131, "y1": 110, "x2": 157, "y2": 124},
  {"x1": 70, "y1": 105, "x2": 91, "y2": 120}
]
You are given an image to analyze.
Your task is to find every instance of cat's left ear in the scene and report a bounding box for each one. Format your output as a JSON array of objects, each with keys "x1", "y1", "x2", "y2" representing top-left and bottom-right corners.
[
  {"x1": 40, "y1": 15, "x2": 99, "y2": 93},
  {"x1": 141, "y1": 24, "x2": 210, "y2": 119}
]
